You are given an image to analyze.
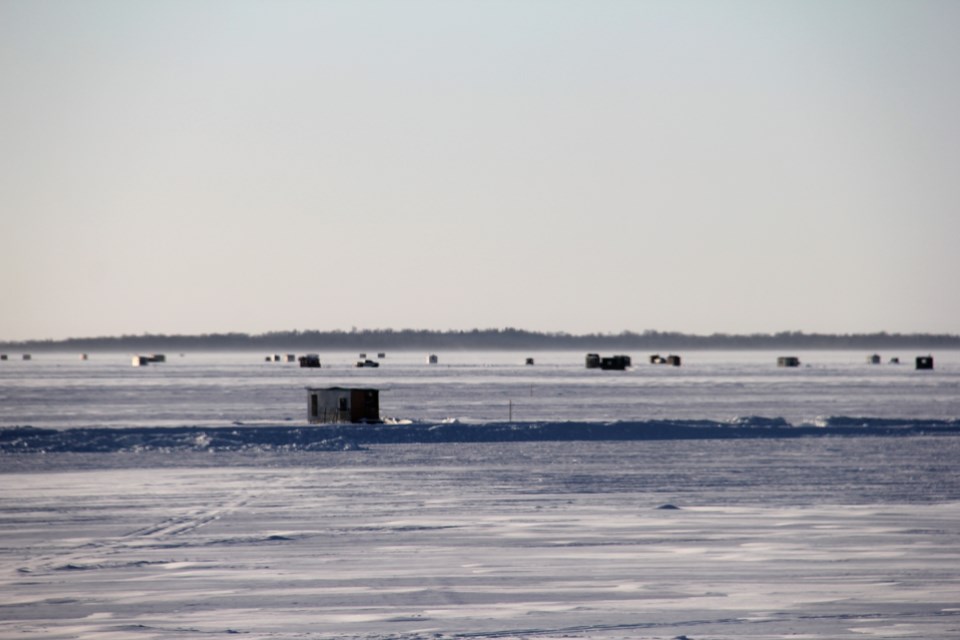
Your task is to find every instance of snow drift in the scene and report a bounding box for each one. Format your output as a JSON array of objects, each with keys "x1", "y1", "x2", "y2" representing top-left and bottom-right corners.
[{"x1": 3, "y1": 416, "x2": 959, "y2": 453}]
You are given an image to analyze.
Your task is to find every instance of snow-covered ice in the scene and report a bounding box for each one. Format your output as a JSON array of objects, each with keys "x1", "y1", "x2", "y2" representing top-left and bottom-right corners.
[{"x1": 3, "y1": 439, "x2": 960, "y2": 639}]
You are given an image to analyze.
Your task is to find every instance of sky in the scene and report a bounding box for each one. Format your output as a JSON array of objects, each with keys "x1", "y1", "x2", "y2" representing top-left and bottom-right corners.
[{"x1": 2, "y1": 0, "x2": 959, "y2": 341}]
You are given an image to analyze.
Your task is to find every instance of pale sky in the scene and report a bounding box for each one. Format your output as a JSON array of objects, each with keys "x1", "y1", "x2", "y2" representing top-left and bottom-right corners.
[{"x1": 2, "y1": 0, "x2": 958, "y2": 341}]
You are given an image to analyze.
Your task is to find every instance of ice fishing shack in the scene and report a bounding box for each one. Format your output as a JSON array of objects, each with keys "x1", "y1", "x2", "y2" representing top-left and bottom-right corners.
[{"x1": 306, "y1": 387, "x2": 380, "y2": 424}]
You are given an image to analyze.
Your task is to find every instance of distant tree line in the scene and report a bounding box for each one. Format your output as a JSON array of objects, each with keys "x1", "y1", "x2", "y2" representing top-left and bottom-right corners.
[{"x1": 2, "y1": 328, "x2": 959, "y2": 353}]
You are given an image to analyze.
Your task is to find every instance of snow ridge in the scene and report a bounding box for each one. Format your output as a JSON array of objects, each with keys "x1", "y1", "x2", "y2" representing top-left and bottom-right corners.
[{"x1": 3, "y1": 417, "x2": 959, "y2": 453}]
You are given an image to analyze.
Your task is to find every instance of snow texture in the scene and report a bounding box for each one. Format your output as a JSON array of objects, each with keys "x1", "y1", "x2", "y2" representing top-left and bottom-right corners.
[{"x1": 3, "y1": 440, "x2": 960, "y2": 639}]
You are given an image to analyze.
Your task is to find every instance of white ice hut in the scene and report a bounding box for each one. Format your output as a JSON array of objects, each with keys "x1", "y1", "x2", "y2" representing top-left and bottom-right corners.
[{"x1": 306, "y1": 387, "x2": 380, "y2": 424}]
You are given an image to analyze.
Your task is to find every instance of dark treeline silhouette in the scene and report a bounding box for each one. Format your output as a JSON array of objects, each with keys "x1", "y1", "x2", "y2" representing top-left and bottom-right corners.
[{"x1": 2, "y1": 328, "x2": 959, "y2": 353}]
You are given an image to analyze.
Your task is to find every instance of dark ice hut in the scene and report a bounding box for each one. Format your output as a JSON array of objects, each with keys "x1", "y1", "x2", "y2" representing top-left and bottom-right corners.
[
  {"x1": 916, "y1": 355, "x2": 934, "y2": 370},
  {"x1": 299, "y1": 354, "x2": 321, "y2": 368},
  {"x1": 585, "y1": 353, "x2": 632, "y2": 370},
  {"x1": 306, "y1": 387, "x2": 380, "y2": 424},
  {"x1": 650, "y1": 354, "x2": 682, "y2": 366},
  {"x1": 777, "y1": 356, "x2": 801, "y2": 367},
  {"x1": 600, "y1": 355, "x2": 632, "y2": 370}
]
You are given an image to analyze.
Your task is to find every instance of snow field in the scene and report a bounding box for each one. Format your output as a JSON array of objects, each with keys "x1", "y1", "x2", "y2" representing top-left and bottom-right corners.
[{"x1": 2, "y1": 439, "x2": 959, "y2": 639}]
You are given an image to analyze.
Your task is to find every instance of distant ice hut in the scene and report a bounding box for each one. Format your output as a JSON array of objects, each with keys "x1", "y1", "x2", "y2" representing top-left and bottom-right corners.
[
  {"x1": 585, "y1": 353, "x2": 632, "y2": 370},
  {"x1": 306, "y1": 387, "x2": 380, "y2": 424},
  {"x1": 600, "y1": 355, "x2": 632, "y2": 370},
  {"x1": 916, "y1": 355, "x2": 934, "y2": 370},
  {"x1": 777, "y1": 356, "x2": 801, "y2": 367},
  {"x1": 649, "y1": 354, "x2": 681, "y2": 366},
  {"x1": 299, "y1": 354, "x2": 321, "y2": 368}
]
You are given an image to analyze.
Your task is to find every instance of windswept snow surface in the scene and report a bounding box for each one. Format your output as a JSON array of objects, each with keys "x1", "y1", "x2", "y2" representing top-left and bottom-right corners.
[
  {"x1": 2, "y1": 441, "x2": 960, "y2": 639},
  {"x1": 2, "y1": 351, "x2": 959, "y2": 638}
]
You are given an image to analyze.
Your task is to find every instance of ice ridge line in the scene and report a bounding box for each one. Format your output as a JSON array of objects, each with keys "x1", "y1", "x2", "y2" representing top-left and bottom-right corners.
[{"x1": 2, "y1": 417, "x2": 959, "y2": 453}]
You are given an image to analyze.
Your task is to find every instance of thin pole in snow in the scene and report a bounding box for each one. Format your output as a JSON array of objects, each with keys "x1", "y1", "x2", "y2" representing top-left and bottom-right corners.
[{"x1": 509, "y1": 399, "x2": 512, "y2": 421}]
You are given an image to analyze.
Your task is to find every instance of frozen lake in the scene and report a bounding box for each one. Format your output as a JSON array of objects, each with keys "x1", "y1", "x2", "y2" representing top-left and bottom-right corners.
[
  {"x1": 2, "y1": 350, "x2": 959, "y2": 428},
  {"x1": 2, "y1": 351, "x2": 959, "y2": 638}
]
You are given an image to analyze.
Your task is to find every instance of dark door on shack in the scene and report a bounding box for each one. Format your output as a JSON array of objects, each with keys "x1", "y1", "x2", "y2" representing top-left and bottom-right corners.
[{"x1": 350, "y1": 389, "x2": 379, "y2": 422}]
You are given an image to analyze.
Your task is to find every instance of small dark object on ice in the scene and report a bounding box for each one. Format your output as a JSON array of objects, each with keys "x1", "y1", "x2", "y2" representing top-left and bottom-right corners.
[{"x1": 657, "y1": 503, "x2": 681, "y2": 510}]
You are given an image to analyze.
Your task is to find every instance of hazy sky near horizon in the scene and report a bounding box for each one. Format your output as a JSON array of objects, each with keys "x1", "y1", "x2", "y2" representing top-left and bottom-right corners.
[{"x1": 2, "y1": 0, "x2": 958, "y2": 341}]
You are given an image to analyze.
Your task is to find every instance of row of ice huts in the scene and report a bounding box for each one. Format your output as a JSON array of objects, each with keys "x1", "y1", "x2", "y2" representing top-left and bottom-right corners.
[
  {"x1": 777, "y1": 354, "x2": 935, "y2": 369},
  {"x1": 0, "y1": 352, "x2": 939, "y2": 370},
  {"x1": 262, "y1": 352, "x2": 441, "y2": 368},
  {"x1": 584, "y1": 353, "x2": 936, "y2": 370},
  {"x1": 278, "y1": 351, "x2": 935, "y2": 371},
  {"x1": 1, "y1": 353, "x2": 144, "y2": 362},
  {"x1": 1, "y1": 353, "x2": 134, "y2": 362}
]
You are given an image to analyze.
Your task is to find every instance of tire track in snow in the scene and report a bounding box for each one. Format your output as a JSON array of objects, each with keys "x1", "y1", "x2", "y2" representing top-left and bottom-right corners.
[
  {"x1": 11, "y1": 488, "x2": 260, "y2": 575},
  {"x1": 120, "y1": 491, "x2": 254, "y2": 540}
]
